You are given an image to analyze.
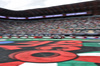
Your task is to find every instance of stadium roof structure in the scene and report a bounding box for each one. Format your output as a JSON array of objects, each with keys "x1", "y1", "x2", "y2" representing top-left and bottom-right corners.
[{"x1": 0, "y1": 0, "x2": 100, "y2": 17}]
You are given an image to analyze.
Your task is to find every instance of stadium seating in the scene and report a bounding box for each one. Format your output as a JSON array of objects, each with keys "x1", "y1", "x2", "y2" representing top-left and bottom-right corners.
[{"x1": 0, "y1": 16, "x2": 100, "y2": 35}]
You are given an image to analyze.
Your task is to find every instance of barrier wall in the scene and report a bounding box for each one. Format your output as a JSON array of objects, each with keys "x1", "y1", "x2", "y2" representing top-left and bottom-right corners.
[{"x1": 0, "y1": 36, "x2": 100, "y2": 39}]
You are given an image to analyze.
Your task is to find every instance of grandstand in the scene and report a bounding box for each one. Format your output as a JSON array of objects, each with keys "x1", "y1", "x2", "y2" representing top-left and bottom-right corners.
[
  {"x1": 0, "y1": 1, "x2": 100, "y2": 39},
  {"x1": 0, "y1": 0, "x2": 100, "y2": 66},
  {"x1": 0, "y1": 16, "x2": 100, "y2": 34}
]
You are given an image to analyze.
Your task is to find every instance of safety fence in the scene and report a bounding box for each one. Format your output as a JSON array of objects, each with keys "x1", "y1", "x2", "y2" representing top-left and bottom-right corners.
[{"x1": 0, "y1": 36, "x2": 100, "y2": 39}]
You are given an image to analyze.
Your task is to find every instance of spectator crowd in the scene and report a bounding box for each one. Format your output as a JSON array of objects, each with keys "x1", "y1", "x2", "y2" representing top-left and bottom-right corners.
[{"x1": 0, "y1": 16, "x2": 100, "y2": 34}]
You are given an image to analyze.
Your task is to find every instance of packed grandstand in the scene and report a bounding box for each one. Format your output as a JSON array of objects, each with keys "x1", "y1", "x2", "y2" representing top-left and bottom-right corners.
[
  {"x1": 0, "y1": 16, "x2": 100, "y2": 35},
  {"x1": 0, "y1": 0, "x2": 100, "y2": 37}
]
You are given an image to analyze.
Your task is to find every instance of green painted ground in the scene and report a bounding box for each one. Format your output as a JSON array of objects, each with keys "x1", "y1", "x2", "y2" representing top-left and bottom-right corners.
[
  {"x1": 83, "y1": 42, "x2": 100, "y2": 47},
  {"x1": 58, "y1": 60, "x2": 97, "y2": 66},
  {"x1": 0, "y1": 38, "x2": 99, "y2": 41}
]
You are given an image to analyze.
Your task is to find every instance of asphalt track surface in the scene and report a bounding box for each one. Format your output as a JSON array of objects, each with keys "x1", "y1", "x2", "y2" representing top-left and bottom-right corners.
[{"x1": 0, "y1": 40, "x2": 100, "y2": 66}]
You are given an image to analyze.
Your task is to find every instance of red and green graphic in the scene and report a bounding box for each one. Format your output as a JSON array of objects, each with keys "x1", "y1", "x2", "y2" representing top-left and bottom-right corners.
[{"x1": 0, "y1": 40, "x2": 100, "y2": 66}]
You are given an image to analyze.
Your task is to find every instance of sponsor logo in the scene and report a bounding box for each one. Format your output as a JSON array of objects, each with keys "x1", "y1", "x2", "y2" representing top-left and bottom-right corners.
[{"x1": 0, "y1": 41, "x2": 100, "y2": 66}]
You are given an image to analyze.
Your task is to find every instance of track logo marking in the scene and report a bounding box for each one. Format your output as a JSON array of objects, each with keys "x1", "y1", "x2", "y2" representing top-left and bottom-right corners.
[
  {"x1": 1, "y1": 40, "x2": 100, "y2": 66},
  {"x1": 7, "y1": 40, "x2": 82, "y2": 63}
]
